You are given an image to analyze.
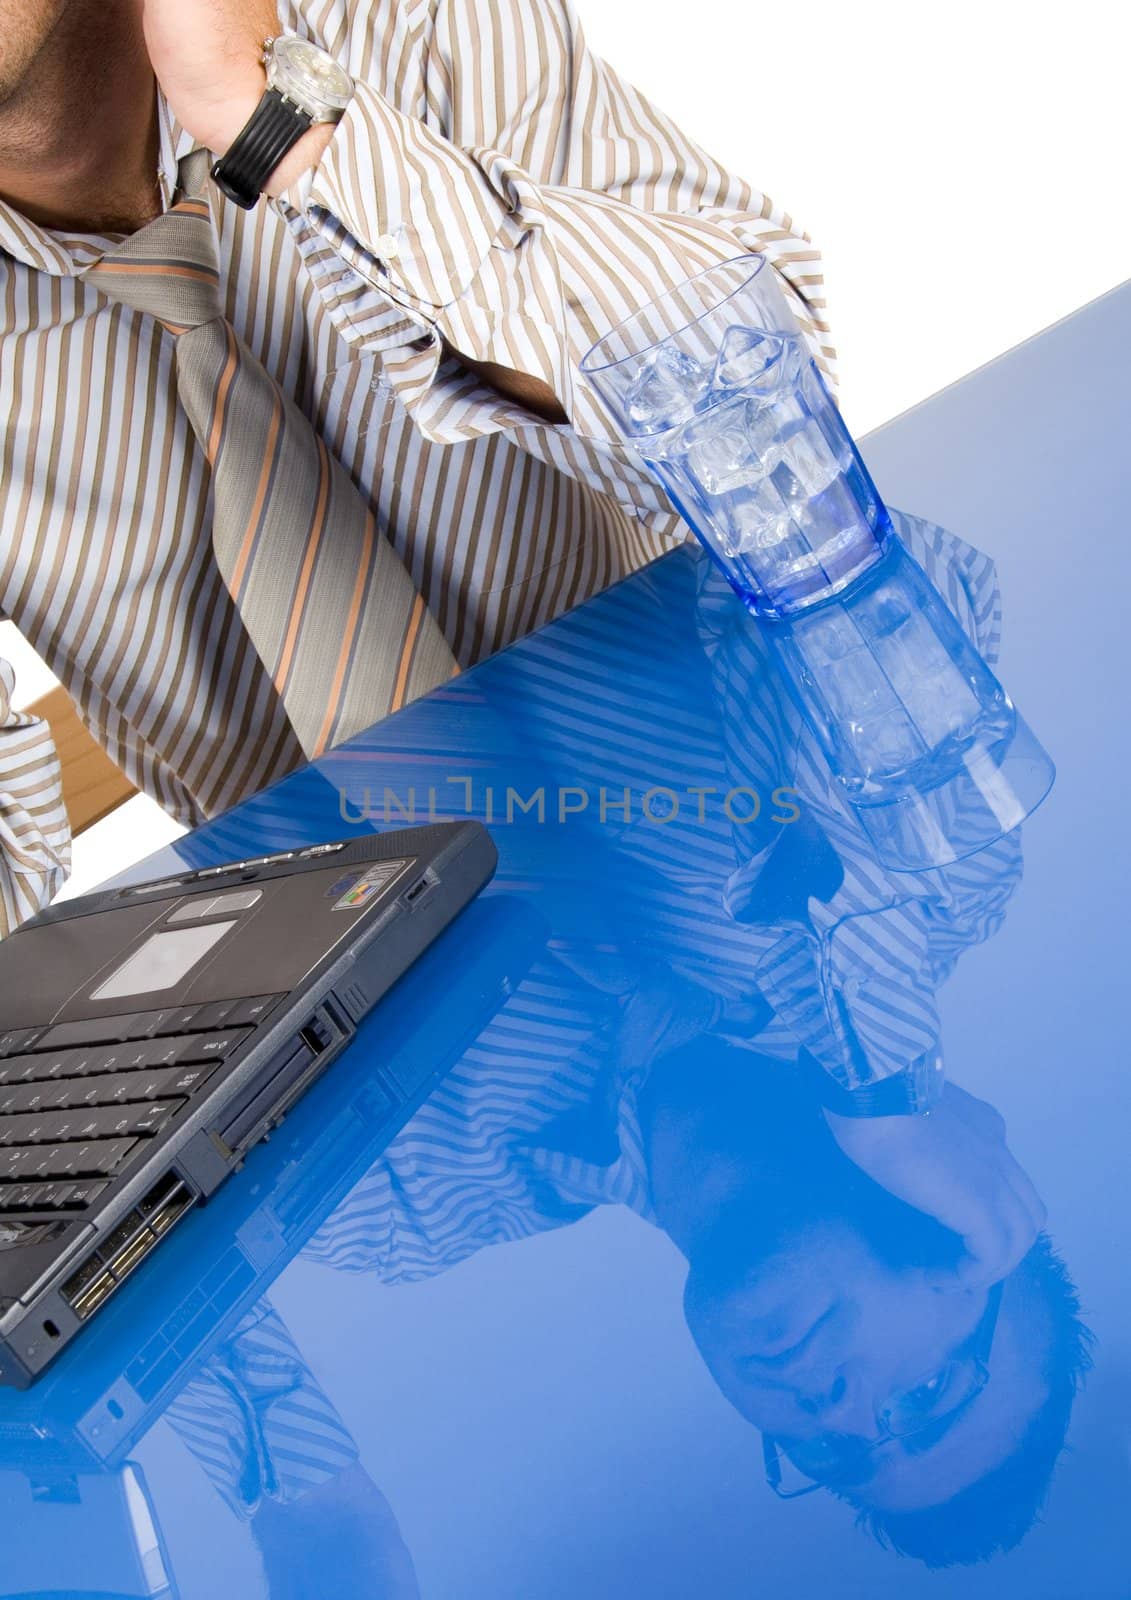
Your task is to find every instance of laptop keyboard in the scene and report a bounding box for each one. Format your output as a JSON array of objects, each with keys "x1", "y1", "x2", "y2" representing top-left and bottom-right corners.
[{"x1": 0, "y1": 996, "x2": 282, "y2": 1216}]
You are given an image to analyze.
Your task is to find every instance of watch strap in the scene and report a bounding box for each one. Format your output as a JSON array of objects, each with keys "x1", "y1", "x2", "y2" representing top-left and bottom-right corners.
[
  {"x1": 211, "y1": 88, "x2": 314, "y2": 211},
  {"x1": 806, "y1": 1049, "x2": 944, "y2": 1118}
]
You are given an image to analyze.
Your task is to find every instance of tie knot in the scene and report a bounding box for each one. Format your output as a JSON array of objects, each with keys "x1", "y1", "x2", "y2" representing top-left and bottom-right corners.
[{"x1": 87, "y1": 195, "x2": 225, "y2": 333}]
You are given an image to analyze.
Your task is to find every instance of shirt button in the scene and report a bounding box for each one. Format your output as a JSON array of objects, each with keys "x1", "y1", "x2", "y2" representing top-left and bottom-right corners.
[
  {"x1": 842, "y1": 976, "x2": 863, "y2": 1001},
  {"x1": 374, "y1": 233, "x2": 399, "y2": 260}
]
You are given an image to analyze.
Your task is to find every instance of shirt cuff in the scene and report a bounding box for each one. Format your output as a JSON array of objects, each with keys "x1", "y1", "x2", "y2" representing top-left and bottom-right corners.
[{"x1": 286, "y1": 80, "x2": 514, "y2": 313}]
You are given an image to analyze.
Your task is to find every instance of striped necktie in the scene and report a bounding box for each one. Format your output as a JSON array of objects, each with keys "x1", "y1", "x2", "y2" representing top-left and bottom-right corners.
[{"x1": 87, "y1": 150, "x2": 457, "y2": 760}]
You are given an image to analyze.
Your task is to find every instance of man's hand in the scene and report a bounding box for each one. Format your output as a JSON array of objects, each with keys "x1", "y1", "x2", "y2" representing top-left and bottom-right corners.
[
  {"x1": 824, "y1": 1083, "x2": 1047, "y2": 1289},
  {"x1": 143, "y1": 0, "x2": 334, "y2": 192}
]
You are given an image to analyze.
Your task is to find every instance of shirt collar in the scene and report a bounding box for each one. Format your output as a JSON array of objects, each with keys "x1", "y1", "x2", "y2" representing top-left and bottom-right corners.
[{"x1": 0, "y1": 90, "x2": 203, "y2": 277}]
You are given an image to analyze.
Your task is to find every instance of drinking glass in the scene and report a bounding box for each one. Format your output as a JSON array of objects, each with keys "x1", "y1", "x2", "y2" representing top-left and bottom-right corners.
[
  {"x1": 580, "y1": 255, "x2": 1055, "y2": 870},
  {"x1": 579, "y1": 253, "x2": 892, "y2": 617}
]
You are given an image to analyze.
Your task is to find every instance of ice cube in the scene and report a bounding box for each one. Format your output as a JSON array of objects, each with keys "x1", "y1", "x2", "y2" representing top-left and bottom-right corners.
[
  {"x1": 623, "y1": 345, "x2": 709, "y2": 435},
  {"x1": 798, "y1": 608, "x2": 863, "y2": 665},
  {"x1": 849, "y1": 708, "x2": 926, "y2": 775},
  {"x1": 710, "y1": 326, "x2": 798, "y2": 397},
  {"x1": 782, "y1": 429, "x2": 846, "y2": 499},
  {"x1": 899, "y1": 667, "x2": 980, "y2": 745},
  {"x1": 858, "y1": 583, "x2": 913, "y2": 641},
  {"x1": 721, "y1": 504, "x2": 796, "y2": 558},
  {"x1": 871, "y1": 605, "x2": 955, "y2": 685},
  {"x1": 689, "y1": 420, "x2": 762, "y2": 496},
  {"x1": 819, "y1": 644, "x2": 901, "y2": 723}
]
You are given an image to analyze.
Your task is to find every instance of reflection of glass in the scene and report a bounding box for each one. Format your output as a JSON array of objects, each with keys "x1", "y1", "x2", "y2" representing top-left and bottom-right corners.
[
  {"x1": 580, "y1": 254, "x2": 892, "y2": 617},
  {"x1": 581, "y1": 261, "x2": 1054, "y2": 871},
  {"x1": 763, "y1": 1280, "x2": 1004, "y2": 1498},
  {"x1": 763, "y1": 541, "x2": 1056, "y2": 871}
]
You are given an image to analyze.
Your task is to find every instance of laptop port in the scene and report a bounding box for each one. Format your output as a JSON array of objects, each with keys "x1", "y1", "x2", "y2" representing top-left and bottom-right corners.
[
  {"x1": 149, "y1": 1185, "x2": 192, "y2": 1236},
  {"x1": 63, "y1": 1175, "x2": 194, "y2": 1319},
  {"x1": 71, "y1": 1270, "x2": 116, "y2": 1320}
]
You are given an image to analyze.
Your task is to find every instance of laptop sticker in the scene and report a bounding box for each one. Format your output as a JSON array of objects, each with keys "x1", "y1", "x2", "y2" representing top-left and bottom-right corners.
[
  {"x1": 331, "y1": 861, "x2": 408, "y2": 911},
  {"x1": 325, "y1": 870, "x2": 366, "y2": 900}
]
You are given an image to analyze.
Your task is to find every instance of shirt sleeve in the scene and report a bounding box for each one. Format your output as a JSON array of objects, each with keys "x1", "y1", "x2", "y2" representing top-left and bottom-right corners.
[
  {"x1": 279, "y1": 0, "x2": 833, "y2": 448},
  {"x1": 163, "y1": 1300, "x2": 361, "y2": 1518},
  {"x1": 0, "y1": 657, "x2": 71, "y2": 937}
]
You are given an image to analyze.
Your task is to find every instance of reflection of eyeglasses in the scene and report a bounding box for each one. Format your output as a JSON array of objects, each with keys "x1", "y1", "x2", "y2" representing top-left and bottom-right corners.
[{"x1": 763, "y1": 1279, "x2": 1005, "y2": 1498}]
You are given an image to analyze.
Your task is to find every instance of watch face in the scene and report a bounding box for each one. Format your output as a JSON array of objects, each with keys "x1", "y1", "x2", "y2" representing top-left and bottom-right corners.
[{"x1": 270, "y1": 36, "x2": 354, "y2": 117}]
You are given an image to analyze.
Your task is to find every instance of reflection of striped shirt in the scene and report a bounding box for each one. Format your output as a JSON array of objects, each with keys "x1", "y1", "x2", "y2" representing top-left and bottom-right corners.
[
  {"x1": 362, "y1": 508, "x2": 1021, "y2": 1093},
  {"x1": 163, "y1": 948, "x2": 645, "y2": 1516},
  {"x1": 0, "y1": 0, "x2": 831, "y2": 935},
  {"x1": 164, "y1": 1302, "x2": 361, "y2": 1518},
  {"x1": 162, "y1": 516, "x2": 1025, "y2": 1510},
  {"x1": 165, "y1": 513, "x2": 1023, "y2": 1096}
]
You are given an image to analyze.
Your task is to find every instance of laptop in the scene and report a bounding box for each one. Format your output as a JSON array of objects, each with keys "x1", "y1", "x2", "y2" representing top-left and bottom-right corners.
[
  {"x1": 0, "y1": 820, "x2": 497, "y2": 1387},
  {"x1": 0, "y1": 894, "x2": 538, "y2": 1595}
]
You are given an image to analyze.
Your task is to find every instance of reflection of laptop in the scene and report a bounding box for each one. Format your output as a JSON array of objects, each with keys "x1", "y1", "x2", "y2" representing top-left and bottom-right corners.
[
  {"x1": 0, "y1": 897, "x2": 536, "y2": 1456},
  {"x1": 0, "y1": 896, "x2": 537, "y2": 1595},
  {"x1": 0, "y1": 821, "x2": 496, "y2": 1387},
  {"x1": 0, "y1": 1459, "x2": 179, "y2": 1599}
]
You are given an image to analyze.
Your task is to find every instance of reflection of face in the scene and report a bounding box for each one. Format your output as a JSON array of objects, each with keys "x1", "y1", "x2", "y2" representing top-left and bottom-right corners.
[
  {"x1": 0, "y1": 0, "x2": 73, "y2": 105},
  {"x1": 683, "y1": 1211, "x2": 1050, "y2": 1511}
]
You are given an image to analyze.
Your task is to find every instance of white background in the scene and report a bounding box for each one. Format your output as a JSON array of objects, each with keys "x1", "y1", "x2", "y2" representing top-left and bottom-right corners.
[{"x1": 5, "y1": 0, "x2": 1128, "y2": 897}]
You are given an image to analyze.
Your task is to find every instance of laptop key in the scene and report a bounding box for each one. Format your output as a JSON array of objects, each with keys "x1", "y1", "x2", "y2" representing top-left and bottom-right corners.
[
  {"x1": 0, "y1": 1051, "x2": 78, "y2": 1086},
  {"x1": 0, "y1": 1137, "x2": 138, "y2": 1183},
  {"x1": 63, "y1": 1102, "x2": 180, "y2": 1142},
  {"x1": 187, "y1": 1001, "x2": 241, "y2": 1032},
  {"x1": 0, "y1": 1102, "x2": 183, "y2": 1146},
  {"x1": 163, "y1": 1062, "x2": 220, "y2": 1096},
  {"x1": 34, "y1": 1015, "x2": 156, "y2": 1051},
  {"x1": 55, "y1": 1138, "x2": 140, "y2": 1179},
  {"x1": 68, "y1": 1042, "x2": 141, "y2": 1076},
  {"x1": 97, "y1": 1064, "x2": 218, "y2": 1103},
  {"x1": 223, "y1": 995, "x2": 283, "y2": 1028},
  {"x1": 0, "y1": 1179, "x2": 112, "y2": 1212},
  {"x1": 0, "y1": 1181, "x2": 76, "y2": 1212},
  {"x1": 172, "y1": 1028, "x2": 251, "y2": 1064},
  {"x1": 0, "y1": 1080, "x2": 70, "y2": 1116},
  {"x1": 97, "y1": 1072, "x2": 166, "y2": 1105},
  {"x1": 0, "y1": 1028, "x2": 43, "y2": 1058},
  {"x1": 138, "y1": 1005, "x2": 202, "y2": 1037}
]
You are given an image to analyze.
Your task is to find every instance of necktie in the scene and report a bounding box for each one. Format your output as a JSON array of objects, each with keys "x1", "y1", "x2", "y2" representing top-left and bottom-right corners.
[{"x1": 87, "y1": 151, "x2": 457, "y2": 760}]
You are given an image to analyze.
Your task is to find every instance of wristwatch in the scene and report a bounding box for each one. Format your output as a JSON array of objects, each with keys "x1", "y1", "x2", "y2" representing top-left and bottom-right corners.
[
  {"x1": 805, "y1": 1048, "x2": 945, "y2": 1118},
  {"x1": 211, "y1": 35, "x2": 354, "y2": 210}
]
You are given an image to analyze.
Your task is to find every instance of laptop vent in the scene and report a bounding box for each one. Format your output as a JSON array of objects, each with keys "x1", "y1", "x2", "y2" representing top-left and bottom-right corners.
[
  {"x1": 340, "y1": 981, "x2": 370, "y2": 1022},
  {"x1": 62, "y1": 1174, "x2": 194, "y2": 1320}
]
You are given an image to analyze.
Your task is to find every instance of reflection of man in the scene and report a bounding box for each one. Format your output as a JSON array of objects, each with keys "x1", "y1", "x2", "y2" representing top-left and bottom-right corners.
[
  {"x1": 161, "y1": 1301, "x2": 420, "y2": 1594},
  {"x1": 152, "y1": 516, "x2": 1087, "y2": 1570},
  {"x1": 0, "y1": 0, "x2": 829, "y2": 933},
  {"x1": 161, "y1": 925, "x2": 1087, "y2": 1574},
  {"x1": 647, "y1": 1045, "x2": 1093, "y2": 1565}
]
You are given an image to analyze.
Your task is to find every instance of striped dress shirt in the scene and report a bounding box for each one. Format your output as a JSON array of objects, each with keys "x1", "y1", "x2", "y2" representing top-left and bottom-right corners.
[{"x1": 0, "y1": 0, "x2": 832, "y2": 935}]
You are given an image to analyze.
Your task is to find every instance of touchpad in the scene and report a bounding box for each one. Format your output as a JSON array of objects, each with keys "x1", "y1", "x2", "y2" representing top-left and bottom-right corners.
[{"x1": 90, "y1": 921, "x2": 237, "y2": 1002}]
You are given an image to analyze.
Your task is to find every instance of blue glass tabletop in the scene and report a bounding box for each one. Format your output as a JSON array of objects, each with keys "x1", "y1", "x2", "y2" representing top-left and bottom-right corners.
[{"x1": 2, "y1": 284, "x2": 1128, "y2": 1597}]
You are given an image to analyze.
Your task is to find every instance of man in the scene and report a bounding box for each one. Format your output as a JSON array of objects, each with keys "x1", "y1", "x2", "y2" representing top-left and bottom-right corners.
[{"x1": 0, "y1": 0, "x2": 831, "y2": 934}]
